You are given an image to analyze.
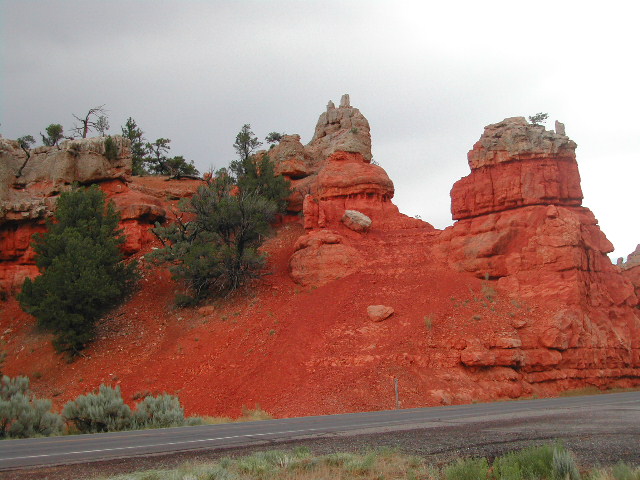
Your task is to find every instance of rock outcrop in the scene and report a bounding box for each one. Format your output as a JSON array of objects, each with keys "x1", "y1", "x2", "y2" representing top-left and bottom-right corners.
[
  {"x1": 277, "y1": 96, "x2": 431, "y2": 286},
  {"x1": 438, "y1": 117, "x2": 639, "y2": 390},
  {"x1": 0, "y1": 137, "x2": 192, "y2": 292},
  {"x1": 620, "y1": 245, "x2": 640, "y2": 300},
  {"x1": 1, "y1": 101, "x2": 638, "y2": 419},
  {"x1": 288, "y1": 230, "x2": 363, "y2": 287},
  {"x1": 306, "y1": 94, "x2": 373, "y2": 163},
  {"x1": 451, "y1": 117, "x2": 582, "y2": 220},
  {"x1": 267, "y1": 95, "x2": 424, "y2": 230}
]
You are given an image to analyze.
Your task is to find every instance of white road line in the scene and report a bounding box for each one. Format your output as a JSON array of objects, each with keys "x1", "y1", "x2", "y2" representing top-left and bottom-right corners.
[
  {"x1": 1, "y1": 419, "x2": 413, "y2": 462},
  {"x1": 3, "y1": 394, "x2": 636, "y2": 464}
]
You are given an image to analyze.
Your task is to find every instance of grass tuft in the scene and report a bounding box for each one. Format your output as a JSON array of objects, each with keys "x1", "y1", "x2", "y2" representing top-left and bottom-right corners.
[{"x1": 92, "y1": 443, "x2": 640, "y2": 480}]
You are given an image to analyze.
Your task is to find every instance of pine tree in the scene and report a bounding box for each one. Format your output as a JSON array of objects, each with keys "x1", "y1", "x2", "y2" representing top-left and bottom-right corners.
[
  {"x1": 18, "y1": 185, "x2": 136, "y2": 356},
  {"x1": 121, "y1": 117, "x2": 147, "y2": 175},
  {"x1": 150, "y1": 125, "x2": 290, "y2": 302},
  {"x1": 151, "y1": 174, "x2": 278, "y2": 300},
  {"x1": 232, "y1": 152, "x2": 291, "y2": 212}
]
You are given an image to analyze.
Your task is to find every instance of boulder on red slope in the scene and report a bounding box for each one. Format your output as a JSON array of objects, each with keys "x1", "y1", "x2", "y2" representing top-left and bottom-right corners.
[
  {"x1": 289, "y1": 230, "x2": 363, "y2": 287},
  {"x1": 366, "y1": 305, "x2": 394, "y2": 322},
  {"x1": 452, "y1": 117, "x2": 582, "y2": 220},
  {"x1": 342, "y1": 210, "x2": 371, "y2": 233}
]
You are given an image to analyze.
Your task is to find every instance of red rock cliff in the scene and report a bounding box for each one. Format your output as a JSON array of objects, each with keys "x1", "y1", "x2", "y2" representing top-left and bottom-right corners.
[
  {"x1": 0, "y1": 136, "x2": 198, "y2": 293},
  {"x1": 437, "y1": 118, "x2": 639, "y2": 388}
]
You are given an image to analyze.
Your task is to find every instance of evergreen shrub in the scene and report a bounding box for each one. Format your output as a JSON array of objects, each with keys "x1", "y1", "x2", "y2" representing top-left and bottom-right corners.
[{"x1": 19, "y1": 185, "x2": 136, "y2": 355}]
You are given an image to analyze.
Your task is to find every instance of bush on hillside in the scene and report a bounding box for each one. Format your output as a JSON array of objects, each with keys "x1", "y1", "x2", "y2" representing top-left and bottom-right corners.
[
  {"x1": 18, "y1": 185, "x2": 137, "y2": 356},
  {"x1": 150, "y1": 125, "x2": 290, "y2": 302},
  {"x1": 104, "y1": 135, "x2": 118, "y2": 161},
  {"x1": 63, "y1": 384, "x2": 132, "y2": 433},
  {"x1": 132, "y1": 394, "x2": 186, "y2": 429},
  {"x1": 151, "y1": 175, "x2": 279, "y2": 300},
  {"x1": 0, "y1": 375, "x2": 64, "y2": 438}
]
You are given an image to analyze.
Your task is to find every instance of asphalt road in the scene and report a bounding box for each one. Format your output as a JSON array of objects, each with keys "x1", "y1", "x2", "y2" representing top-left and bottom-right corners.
[{"x1": 1, "y1": 391, "x2": 639, "y2": 472}]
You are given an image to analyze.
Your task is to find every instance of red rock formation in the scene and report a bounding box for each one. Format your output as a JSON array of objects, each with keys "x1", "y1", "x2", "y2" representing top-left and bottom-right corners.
[
  {"x1": 621, "y1": 245, "x2": 640, "y2": 300},
  {"x1": 307, "y1": 151, "x2": 405, "y2": 229},
  {"x1": 438, "y1": 117, "x2": 640, "y2": 390},
  {"x1": 0, "y1": 104, "x2": 638, "y2": 419},
  {"x1": 278, "y1": 97, "x2": 431, "y2": 286},
  {"x1": 452, "y1": 117, "x2": 582, "y2": 220},
  {"x1": 0, "y1": 137, "x2": 202, "y2": 292},
  {"x1": 267, "y1": 95, "x2": 424, "y2": 231},
  {"x1": 288, "y1": 230, "x2": 362, "y2": 287}
]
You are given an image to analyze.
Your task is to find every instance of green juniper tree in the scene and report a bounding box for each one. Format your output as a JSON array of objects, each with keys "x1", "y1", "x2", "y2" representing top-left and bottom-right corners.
[
  {"x1": 151, "y1": 172, "x2": 279, "y2": 301},
  {"x1": 231, "y1": 124, "x2": 290, "y2": 210},
  {"x1": 16, "y1": 135, "x2": 35, "y2": 154},
  {"x1": 16, "y1": 135, "x2": 36, "y2": 177},
  {"x1": 145, "y1": 137, "x2": 172, "y2": 175},
  {"x1": 233, "y1": 124, "x2": 262, "y2": 162},
  {"x1": 40, "y1": 124, "x2": 64, "y2": 146},
  {"x1": 144, "y1": 138, "x2": 199, "y2": 178},
  {"x1": 19, "y1": 185, "x2": 136, "y2": 356},
  {"x1": 121, "y1": 117, "x2": 147, "y2": 175},
  {"x1": 265, "y1": 131, "x2": 284, "y2": 145},
  {"x1": 150, "y1": 125, "x2": 290, "y2": 302},
  {"x1": 165, "y1": 155, "x2": 200, "y2": 179},
  {"x1": 528, "y1": 112, "x2": 549, "y2": 125}
]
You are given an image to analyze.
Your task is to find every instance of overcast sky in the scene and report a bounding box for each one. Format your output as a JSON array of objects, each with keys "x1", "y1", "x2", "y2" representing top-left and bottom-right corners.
[{"x1": 2, "y1": 0, "x2": 638, "y2": 260}]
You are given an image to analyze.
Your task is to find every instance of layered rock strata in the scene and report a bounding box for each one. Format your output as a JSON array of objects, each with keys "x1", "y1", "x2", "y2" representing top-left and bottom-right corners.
[
  {"x1": 451, "y1": 117, "x2": 582, "y2": 219},
  {"x1": 277, "y1": 96, "x2": 430, "y2": 286},
  {"x1": 438, "y1": 118, "x2": 639, "y2": 389},
  {"x1": 0, "y1": 137, "x2": 172, "y2": 292},
  {"x1": 620, "y1": 245, "x2": 640, "y2": 301},
  {"x1": 267, "y1": 95, "x2": 423, "y2": 229}
]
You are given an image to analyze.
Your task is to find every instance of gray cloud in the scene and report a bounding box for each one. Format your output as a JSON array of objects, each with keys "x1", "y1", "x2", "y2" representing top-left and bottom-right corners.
[{"x1": 2, "y1": 0, "x2": 638, "y2": 258}]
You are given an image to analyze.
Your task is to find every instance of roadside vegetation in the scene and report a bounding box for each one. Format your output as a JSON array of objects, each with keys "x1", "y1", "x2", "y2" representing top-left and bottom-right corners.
[
  {"x1": 1, "y1": 375, "x2": 234, "y2": 439},
  {"x1": 93, "y1": 444, "x2": 639, "y2": 480}
]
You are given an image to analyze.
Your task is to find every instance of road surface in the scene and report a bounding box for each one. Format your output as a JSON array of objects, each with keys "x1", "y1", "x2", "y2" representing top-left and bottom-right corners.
[{"x1": 1, "y1": 391, "x2": 638, "y2": 474}]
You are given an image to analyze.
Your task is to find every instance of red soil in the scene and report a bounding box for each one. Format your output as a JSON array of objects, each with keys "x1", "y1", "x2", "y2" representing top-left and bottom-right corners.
[{"x1": 2, "y1": 217, "x2": 613, "y2": 419}]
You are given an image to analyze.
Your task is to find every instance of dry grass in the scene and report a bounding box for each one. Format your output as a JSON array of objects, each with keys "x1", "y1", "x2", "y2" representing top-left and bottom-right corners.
[
  {"x1": 92, "y1": 444, "x2": 640, "y2": 480},
  {"x1": 559, "y1": 386, "x2": 640, "y2": 397},
  {"x1": 198, "y1": 405, "x2": 273, "y2": 425}
]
